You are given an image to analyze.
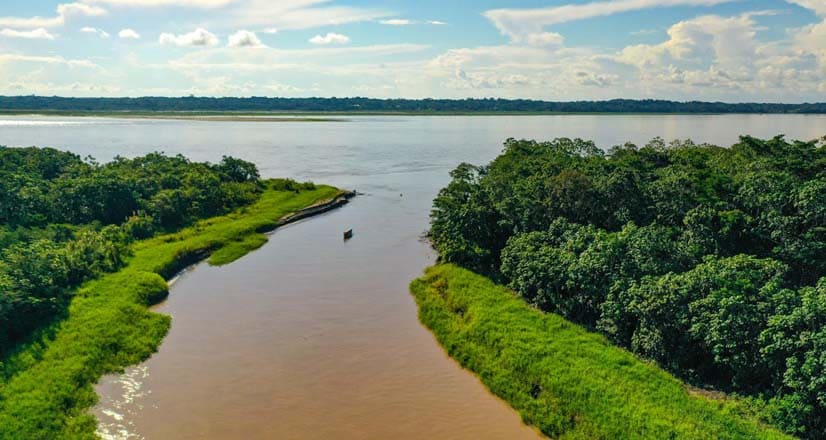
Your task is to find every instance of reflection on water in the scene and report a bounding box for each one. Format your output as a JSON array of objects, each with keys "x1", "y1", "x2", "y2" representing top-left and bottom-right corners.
[
  {"x1": 2, "y1": 115, "x2": 825, "y2": 439},
  {"x1": 97, "y1": 366, "x2": 149, "y2": 440}
]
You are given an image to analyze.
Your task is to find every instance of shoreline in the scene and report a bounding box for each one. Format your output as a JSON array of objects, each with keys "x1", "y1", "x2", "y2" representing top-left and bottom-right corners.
[
  {"x1": 410, "y1": 265, "x2": 792, "y2": 439},
  {"x1": 274, "y1": 190, "x2": 356, "y2": 229},
  {"x1": 164, "y1": 189, "x2": 355, "y2": 287},
  {"x1": 3, "y1": 111, "x2": 826, "y2": 120},
  {"x1": 0, "y1": 184, "x2": 351, "y2": 439}
]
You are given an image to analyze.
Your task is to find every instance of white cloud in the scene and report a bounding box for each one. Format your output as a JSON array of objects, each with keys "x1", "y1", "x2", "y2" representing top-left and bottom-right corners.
[
  {"x1": 381, "y1": 19, "x2": 412, "y2": 26},
  {"x1": 525, "y1": 32, "x2": 565, "y2": 48},
  {"x1": 58, "y1": 3, "x2": 108, "y2": 17},
  {"x1": 427, "y1": 46, "x2": 614, "y2": 97},
  {"x1": 616, "y1": 13, "x2": 767, "y2": 69},
  {"x1": 309, "y1": 32, "x2": 350, "y2": 45},
  {"x1": 160, "y1": 44, "x2": 430, "y2": 74},
  {"x1": 379, "y1": 18, "x2": 447, "y2": 26},
  {"x1": 227, "y1": 30, "x2": 264, "y2": 47},
  {"x1": 2, "y1": 80, "x2": 122, "y2": 95},
  {"x1": 598, "y1": 11, "x2": 826, "y2": 98},
  {"x1": 402, "y1": 6, "x2": 826, "y2": 101},
  {"x1": 159, "y1": 28, "x2": 218, "y2": 46},
  {"x1": 3, "y1": 0, "x2": 825, "y2": 100},
  {"x1": 786, "y1": 0, "x2": 826, "y2": 16},
  {"x1": 0, "y1": 53, "x2": 100, "y2": 68},
  {"x1": 119, "y1": 28, "x2": 141, "y2": 39},
  {"x1": 228, "y1": 0, "x2": 390, "y2": 30},
  {"x1": 0, "y1": 28, "x2": 57, "y2": 39},
  {"x1": 262, "y1": 28, "x2": 278, "y2": 34},
  {"x1": 784, "y1": 0, "x2": 826, "y2": 71},
  {"x1": 792, "y1": 19, "x2": 826, "y2": 68},
  {"x1": 0, "y1": 2, "x2": 106, "y2": 29},
  {"x1": 485, "y1": 0, "x2": 738, "y2": 43},
  {"x1": 81, "y1": 0, "x2": 237, "y2": 7},
  {"x1": 81, "y1": 26, "x2": 110, "y2": 38}
]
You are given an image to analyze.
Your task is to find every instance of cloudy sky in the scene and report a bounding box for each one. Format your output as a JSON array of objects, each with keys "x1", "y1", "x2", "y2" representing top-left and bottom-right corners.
[{"x1": 0, "y1": 0, "x2": 824, "y2": 101}]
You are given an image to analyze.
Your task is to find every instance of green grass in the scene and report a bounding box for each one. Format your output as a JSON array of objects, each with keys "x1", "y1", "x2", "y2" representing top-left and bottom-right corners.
[
  {"x1": 410, "y1": 265, "x2": 793, "y2": 440},
  {"x1": 0, "y1": 184, "x2": 343, "y2": 440}
]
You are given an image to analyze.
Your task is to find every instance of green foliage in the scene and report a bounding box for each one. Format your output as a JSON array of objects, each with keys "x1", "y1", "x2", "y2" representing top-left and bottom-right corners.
[
  {"x1": 430, "y1": 163, "x2": 508, "y2": 276},
  {"x1": 0, "y1": 183, "x2": 342, "y2": 439},
  {"x1": 429, "y1": 135, "x2": 826, "y2": 437},
  {"x1": 268, "y1": 178, "x2": 317, "y2": 192},
  {"x1": 0, "y1": 147, "x2": 263, "y2": 354},
  {"x1": 0, "y1": 147, "x2": 263, "y2": 229},
  {"x1": 411, "y1": 265, "x2": 792, "y2": 439},
  {"x1": 760, "y1": 280, "x2": 826, "y2": 437}
]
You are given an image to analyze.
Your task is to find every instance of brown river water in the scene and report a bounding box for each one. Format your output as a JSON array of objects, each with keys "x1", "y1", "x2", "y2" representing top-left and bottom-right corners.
[{"x1": 2, "y1": 114, "x2": 826, "y2": 439}]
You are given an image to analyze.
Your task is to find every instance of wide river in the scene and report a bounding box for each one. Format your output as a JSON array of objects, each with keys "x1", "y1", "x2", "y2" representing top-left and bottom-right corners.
[{"x1": 2, "y1": 114, "x2": 826, "y2": 439}]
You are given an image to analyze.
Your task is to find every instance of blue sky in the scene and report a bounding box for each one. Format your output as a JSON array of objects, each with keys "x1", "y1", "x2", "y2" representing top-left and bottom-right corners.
[{"x1": 0, "y1": 0, "x2": 824, "y2": 101}]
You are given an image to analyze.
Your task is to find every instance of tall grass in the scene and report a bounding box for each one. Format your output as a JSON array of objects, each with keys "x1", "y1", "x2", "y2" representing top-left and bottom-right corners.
[
  {"x1": 0, "y1": 184, "x2": 343, "y2": 439},
  {"x1": 411, "y1": 264, "x2": 792, "y2": 440}
]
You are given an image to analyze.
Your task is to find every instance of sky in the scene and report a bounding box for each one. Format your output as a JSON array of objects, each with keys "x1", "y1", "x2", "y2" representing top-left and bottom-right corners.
[{"x1": 0, "y1": 0, "x2": 824, "y2": 101}]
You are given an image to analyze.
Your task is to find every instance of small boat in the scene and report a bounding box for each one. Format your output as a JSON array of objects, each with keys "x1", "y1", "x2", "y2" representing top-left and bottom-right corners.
[{"x1": 343, "y1": 229, "x2": 354, "y2": 240}]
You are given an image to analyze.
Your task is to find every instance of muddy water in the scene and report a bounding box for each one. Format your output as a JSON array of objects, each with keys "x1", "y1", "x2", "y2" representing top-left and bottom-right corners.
[
  {"x1": 93, "y1": 170, "x2": 537, "y2": 439},
  {"x1": 94, "y1": 177, "x2": 542, "y2": 439},
  {"x1": 3, "y1": 114, "x2": 825, "y2": 439}
]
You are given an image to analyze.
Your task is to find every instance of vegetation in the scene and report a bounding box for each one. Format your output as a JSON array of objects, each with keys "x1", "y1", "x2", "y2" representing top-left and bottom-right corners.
[
  {"x1": 0, "y1": 146, "x2": 343, "y2": 439},
  {"x1": 1, "y1": 96, "x2": 826, "y2": 114},
  {"x1": 412, "y1": 265, "x2": 791, "y2": 439},
  {"x1": 428, "y1": 135, "x2": 826, "y2": 438},
  {"x1": 0, "y1": 147, "x2": 261, "y2": 355}
]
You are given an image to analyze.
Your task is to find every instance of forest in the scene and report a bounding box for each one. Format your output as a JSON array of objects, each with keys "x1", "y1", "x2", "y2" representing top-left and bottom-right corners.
[
  {"x1": 1, "y1": 96, "x2": 826, "y2": 114},
  {"x1": 429, "y1": 135, "x2": 826, "y2": 438},
  {"x1": 0, "y1": 147, "x2": 262, "y2": 357}
]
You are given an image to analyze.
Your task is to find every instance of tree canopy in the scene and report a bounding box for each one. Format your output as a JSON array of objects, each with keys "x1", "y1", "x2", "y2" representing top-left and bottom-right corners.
[
  {"x1": 430, "y1": 135, "x2": 826, "y2": 438},
  {"x1": 0, "y1": 146, "x2": 262, "y2": 356}
]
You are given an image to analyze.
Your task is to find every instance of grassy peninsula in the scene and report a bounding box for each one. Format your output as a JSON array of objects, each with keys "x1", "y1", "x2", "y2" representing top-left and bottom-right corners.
[
  {"x1": 412, "y1": 265, "x2": 791, "y2": 439},
  {"x1": 0, "y1": 146, "x2": 347, "y2": 439},
  {"x1": 0, "y1": 181, "x2": 344, "y2": 439}
]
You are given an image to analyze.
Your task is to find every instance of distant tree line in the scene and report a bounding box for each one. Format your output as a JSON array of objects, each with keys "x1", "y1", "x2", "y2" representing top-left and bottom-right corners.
[
  {"x1": 1, "y1": 96, "x2": 826, "y2": 113},
  {"x1": 429, "y1": 135, "x2": 826, "y2": 438},
  {"x1": 0, "y1": 147, "x2": 262, "y2": 356}
]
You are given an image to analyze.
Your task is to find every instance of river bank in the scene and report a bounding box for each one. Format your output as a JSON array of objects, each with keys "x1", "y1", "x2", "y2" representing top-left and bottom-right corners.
[
  {"x1": 0, "y1": 183, "x2": 347, "y2": 439},
  {"x1": 410, "y1": 265, "x2": 792, "y2": 439}
]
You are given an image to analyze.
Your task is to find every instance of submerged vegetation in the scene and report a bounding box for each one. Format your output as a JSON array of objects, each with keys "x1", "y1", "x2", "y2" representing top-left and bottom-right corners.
[
  {"x1": 412, "y1": 265, "x2": 791, "y2": 439},
  {"x1": 427, "y1": 135, "x2": 826, "y2": 438},
  {"x1": 0, "y1": 146, "x2": 343, "y2": 439}
]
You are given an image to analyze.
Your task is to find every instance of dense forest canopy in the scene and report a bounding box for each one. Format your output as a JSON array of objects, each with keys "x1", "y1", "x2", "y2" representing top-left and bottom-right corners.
[
  {"x1": 429, "y1": 135, "x2": 826, "y2": 438},
  {"x1": 0, "y1": 146, "x2": 263, "y2": 357},
  {"x1": 1, "y1": 96, "x2": 826, "y2": 114}
]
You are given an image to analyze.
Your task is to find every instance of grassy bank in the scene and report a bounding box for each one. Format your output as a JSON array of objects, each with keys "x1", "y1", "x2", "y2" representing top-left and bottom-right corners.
[
  {"x1": 0, "y1": 182, "x2": 344, "y2": 439},
  {"x1": 410, "y1": 265, "x2": 792, "y2": 440}
]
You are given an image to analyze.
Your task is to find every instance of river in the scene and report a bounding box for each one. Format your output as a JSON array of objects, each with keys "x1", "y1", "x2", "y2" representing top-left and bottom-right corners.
[{"x1": 2, "y1": 114, "x2": 825, "y2": 439}]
